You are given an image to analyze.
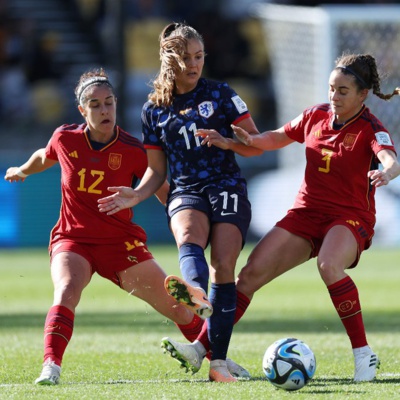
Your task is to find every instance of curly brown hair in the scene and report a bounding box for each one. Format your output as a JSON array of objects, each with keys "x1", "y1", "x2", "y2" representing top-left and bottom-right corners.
[
  {"x1": 335, "y1": 53, "x2": 400, "y2": 101},
  {"x1": 148, "y1": 23, "x2": 204, "y2": 107}
]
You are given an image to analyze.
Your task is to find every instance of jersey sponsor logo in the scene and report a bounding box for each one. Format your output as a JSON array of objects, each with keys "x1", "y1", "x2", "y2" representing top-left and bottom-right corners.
[
  {"x1": 343, "y1": 133, "x2": 357, "y2": 149},
  {"x1": 231, "y1": 95, "x2": 248, "y2": 113},
  {"x1": 375, "y1": 131, "x2": 392, "y2": 146},
  {"x1": 198, "y1": 101, "x2": 214, "y2": 118},
  {"x1": 69, "y1": 150, "x2": 78, "y2": 158},
  {"x1": 108, "y1": 153, "x2": 122, "y2": 170}
]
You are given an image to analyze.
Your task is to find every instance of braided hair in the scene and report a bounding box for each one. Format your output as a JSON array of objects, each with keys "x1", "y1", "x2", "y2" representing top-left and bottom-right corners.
[{"x1": 335, "y1": 53, "x2": 400, "y2": 101}]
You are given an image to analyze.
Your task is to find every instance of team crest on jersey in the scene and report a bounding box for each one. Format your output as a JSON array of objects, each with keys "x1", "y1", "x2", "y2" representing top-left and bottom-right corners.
[
  {"x1": 198, "y1": 101, "x2": 214, "y2": 118},
  {"x1": 343, "y1": 133, "x2": 357, "y2": 149},
  {"x1": 108, "y1": 153, "x2": 122, "y2": 170}
]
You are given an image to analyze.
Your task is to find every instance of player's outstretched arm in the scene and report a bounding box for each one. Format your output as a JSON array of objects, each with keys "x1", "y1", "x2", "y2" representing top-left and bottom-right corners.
[
  {"x1": 195, "y1": 116, "x2": 263, "y2": 157},
  {"x1": 232, "y1": 125, "x2": 293, "y2": 151},
  {"x1": 4, "y1": 148, "x2": 57, "y2": 183},
  {"x1": 196, "y1": 128, "x2": 263, "y2": 156}
]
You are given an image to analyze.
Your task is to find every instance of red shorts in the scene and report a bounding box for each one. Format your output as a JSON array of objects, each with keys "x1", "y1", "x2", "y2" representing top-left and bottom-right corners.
[
  {"x1": 275, "y1": 208, "x2": 374, "y2": 268},
  {"x1": 50, "y1": 238, "x2": 154, "y2": 287}
]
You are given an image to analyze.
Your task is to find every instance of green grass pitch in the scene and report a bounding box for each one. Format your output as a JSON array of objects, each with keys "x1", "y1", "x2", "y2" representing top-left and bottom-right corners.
[{"x1": 0, "y1": 245, "x2": 399, "y2": 399}]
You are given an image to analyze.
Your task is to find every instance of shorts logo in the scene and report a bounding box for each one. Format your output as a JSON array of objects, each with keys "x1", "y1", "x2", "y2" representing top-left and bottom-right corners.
[
  {"x1": 337, "y1": 300, "x2": 356, "y2": 313},
  {"x1": 127, "y1": 255, "x2": 138, "y2": 263},
  {"x1": 108, "y1": 153, "x2": 122, "y2": 170},
  {"x1": 198, "y1": 101, "x2": 214, "y2": 118},
  {"x1": 346, "y1": 219, "x2": 369, "y2": 239},
  {"x1": 221, "y1": 211, "x2": 235, "y2": 216},
  {"x1": 346, "y1": 219, "x2": 359, "y2": 227}
]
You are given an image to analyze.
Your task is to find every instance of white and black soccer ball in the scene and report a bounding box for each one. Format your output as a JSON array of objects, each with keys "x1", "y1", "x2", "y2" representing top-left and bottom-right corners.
[{"x1": 262, "y1": 337, "x2": 316, "y2": 391}]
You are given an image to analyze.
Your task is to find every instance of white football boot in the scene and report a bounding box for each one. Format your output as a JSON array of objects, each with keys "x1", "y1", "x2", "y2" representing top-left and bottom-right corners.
[
  {"x1": 353, "y1": 346, "x2": 380, "y2": 382},
  {"x1": 161, "y1": 337, "x2": 205, "y2": 374},
  {"x1": 161, "y1": 337, "x2": 251, "y2": 378},
  {"x1": 35, "y1": 360, "x2": 61, "y2": 385},
  {"x1": 226, "y1": 358, "x2": 251, "y2": 379}
]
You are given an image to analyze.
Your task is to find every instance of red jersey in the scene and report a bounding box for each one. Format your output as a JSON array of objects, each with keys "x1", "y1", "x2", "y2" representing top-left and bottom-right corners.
[
  {"x1": 45, "y1": 123, "x2": 148, "y2": 245},
  {"x1": 284, "y1": 104, "x2": 396, "y2": 227}
]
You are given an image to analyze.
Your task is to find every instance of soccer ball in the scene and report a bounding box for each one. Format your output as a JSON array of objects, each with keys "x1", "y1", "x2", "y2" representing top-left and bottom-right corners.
[{"x1": 262, "y1": 337, "x2": 316, "y2": 391}]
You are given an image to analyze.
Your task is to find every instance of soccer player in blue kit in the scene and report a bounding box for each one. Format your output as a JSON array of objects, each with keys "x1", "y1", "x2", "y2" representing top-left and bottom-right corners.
[{"x1": 98, "y1": 22, "x2": 261, "y2": 382}]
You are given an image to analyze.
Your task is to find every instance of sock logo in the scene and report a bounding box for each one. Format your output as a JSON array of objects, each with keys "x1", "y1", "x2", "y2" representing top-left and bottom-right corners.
[
  {"x1": 337, "y1": 300, "x2": 356, "y2": 313},
  {"x1": 221, "y1": 307, "x2": 236, "y2": 313}
]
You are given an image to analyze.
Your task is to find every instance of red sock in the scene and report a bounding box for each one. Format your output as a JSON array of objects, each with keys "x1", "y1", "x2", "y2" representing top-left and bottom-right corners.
[
  {"x1": 199, "y1": 290, "x2": 251, "y2": 356},
  {"x1": 328, "y1": 276, "x2": 367, "y2": 348},
  {"x1": 234, "y1": 290, "x2": 251, "y2": 324},
  {"x1": 198, "y1": 317, "x2": 209, "y2": 352},
  {"x1": 175, "y1": 314, "x2": 204, "y2": 342},
  {"x1": 43, "y1": 305, "x2": 74, "y2": 366}
]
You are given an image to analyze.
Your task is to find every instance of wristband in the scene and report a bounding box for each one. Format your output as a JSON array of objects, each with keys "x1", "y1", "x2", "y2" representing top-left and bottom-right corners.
[{"x1": 16, "y1": 168, "x2": 28, "y2": 178}]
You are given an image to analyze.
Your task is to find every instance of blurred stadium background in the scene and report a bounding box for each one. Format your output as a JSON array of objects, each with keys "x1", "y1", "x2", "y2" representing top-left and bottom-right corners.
[{"x1": 1, "y1": 0, "x2": 399, "y2": 248}]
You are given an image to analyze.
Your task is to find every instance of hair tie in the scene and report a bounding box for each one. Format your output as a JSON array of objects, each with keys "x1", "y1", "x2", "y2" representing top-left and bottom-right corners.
[
  {"x1": 337, "y1": 65, "x2": 368, "y2": 88},
  {"x1": 77, "y1": 77, "x2": 112, "y2": 104}
]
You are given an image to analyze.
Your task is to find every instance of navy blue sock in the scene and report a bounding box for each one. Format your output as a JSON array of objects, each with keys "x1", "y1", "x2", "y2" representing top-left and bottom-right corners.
[
  {"x1": 179, "y1": 243, "x2": 209, "y2": 294},
  {"x1": 208, "y1": 282, "x2": 237, "y2": 360}
]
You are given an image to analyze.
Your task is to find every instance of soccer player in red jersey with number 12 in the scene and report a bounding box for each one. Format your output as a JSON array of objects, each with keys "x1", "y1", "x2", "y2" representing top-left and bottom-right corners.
[{"x1": 4, "y1": 68, "x2": 209, "y2": 385}]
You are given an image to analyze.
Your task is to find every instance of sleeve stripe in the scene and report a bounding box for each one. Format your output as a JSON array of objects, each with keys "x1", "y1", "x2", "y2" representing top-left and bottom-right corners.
[
  {"x1": 232, "y1": 113, "x2": 251, "y2": 125},
  {"x1": 144, "y1": 144, "x2": 163, "y2": 150}
]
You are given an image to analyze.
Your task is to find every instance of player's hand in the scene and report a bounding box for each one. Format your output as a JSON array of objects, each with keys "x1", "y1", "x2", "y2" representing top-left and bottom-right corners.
[
  {"x1": 231, "y1": 125, "x2": 253, "y2": 146},
  {"x1": 195, "y1": 129, "x2": 231, "y2": 150},
  {"x1": 368, "y1": 169, "x2": 391, "y2": 187},
  {"x1": 98, "y1": 186, "x2": 140, "y2": 215},
  {"x1": 4, "y1": 167, "x2": 26, "y2": 182}
]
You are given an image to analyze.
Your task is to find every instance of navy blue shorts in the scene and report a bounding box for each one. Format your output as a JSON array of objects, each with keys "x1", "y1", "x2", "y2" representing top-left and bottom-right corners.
[{"x1": 166, "y1": 187, "x2": 251, "y2": 245}]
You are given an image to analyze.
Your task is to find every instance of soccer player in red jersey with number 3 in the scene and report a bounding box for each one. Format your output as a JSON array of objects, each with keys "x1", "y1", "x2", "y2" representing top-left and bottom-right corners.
[
  {"x1": 161, "y1": 53, "x2": 400, "y2": 382},
  {"x1": 229, "y1": 53, "x2": 400, "y2": 381}
]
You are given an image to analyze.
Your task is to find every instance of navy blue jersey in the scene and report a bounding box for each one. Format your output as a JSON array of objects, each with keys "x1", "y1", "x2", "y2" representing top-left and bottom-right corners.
[{"x1": 142, "y1": 78, "x2": 251, "y2": 196}]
